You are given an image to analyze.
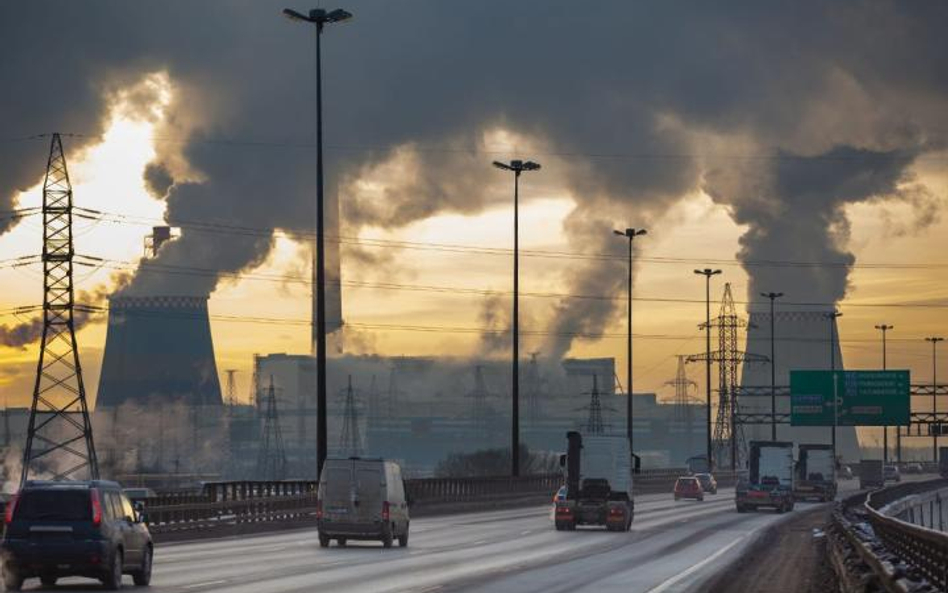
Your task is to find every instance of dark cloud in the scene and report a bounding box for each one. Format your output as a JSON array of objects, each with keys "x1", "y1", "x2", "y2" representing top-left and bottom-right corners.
[{"x1": 2, "y1": 1, "x2": 946, "y2": 347}]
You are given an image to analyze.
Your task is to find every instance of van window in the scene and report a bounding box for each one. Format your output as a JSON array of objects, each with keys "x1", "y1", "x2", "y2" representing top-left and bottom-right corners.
[
  {"x1": 324, "y1": 468, "x2": 352, "y2": 504},
  {"x1": 14, "y1": 490, "x2": 91, "y2": 521}
]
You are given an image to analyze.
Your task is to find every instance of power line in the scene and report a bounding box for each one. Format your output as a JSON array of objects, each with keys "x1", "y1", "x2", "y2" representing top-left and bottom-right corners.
[
  {"x1": 5, "y1": 131, "x2": 948, "y2": 163},
  {"x1": 73, "y1": 206, "x2": 948, "y2": 271},
  {"x1": 67, "y1": 253, "x2": 948, "y2": 311}
]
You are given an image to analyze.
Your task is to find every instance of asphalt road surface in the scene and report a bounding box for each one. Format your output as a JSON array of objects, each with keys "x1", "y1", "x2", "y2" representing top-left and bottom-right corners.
[{"x1": 23, "y1": 480, "x2": 869, "y2": 593}]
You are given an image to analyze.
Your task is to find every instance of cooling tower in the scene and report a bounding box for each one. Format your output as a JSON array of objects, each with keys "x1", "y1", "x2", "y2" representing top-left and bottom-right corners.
[
  {"x1": 96, "y1": 296, "x2": 223, "y2": 408},
  {"x1": 740, "y1": 310, "x2": 861, "y2": 461}
]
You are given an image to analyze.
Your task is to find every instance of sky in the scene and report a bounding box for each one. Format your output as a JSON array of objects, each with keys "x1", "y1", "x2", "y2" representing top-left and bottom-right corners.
[{"x1": 1, "y1": 2, "x2": 946, "y2": 449}]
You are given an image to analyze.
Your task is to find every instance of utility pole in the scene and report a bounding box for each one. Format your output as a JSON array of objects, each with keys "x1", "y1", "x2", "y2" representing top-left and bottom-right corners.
[
  {"x1": 925, "y1": 337, "x2": 943, "y2": 463},
  {"x1": 21, "y1": 133, "x2": 99, "y2": 484},
  {"x1": 613, "y1": 227, "x2": 646, "y2": 453},
  {"x1": 283, "y1": 6, "x2": 353, "y2": 480},
  {"x1": 694, "y1": 268, "x2": 721, "y2": 469},
  {"x1": 493, "y1": 159, "x2": 541, "y2": 477},
  {"x1": 761, "y1": 292, "x2": 783, "y2": 441},
  {"x1": 875, "y1": 324, "x2": 893, "y2": 463},
  {"x1": 826, "y1": 311, "x2": 843, "y2": 463}
]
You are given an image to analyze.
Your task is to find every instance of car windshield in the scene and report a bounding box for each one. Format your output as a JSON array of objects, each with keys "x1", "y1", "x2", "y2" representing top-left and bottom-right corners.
[{"x1": 15, "y1": 489, "x2": 91, "y2": 521}]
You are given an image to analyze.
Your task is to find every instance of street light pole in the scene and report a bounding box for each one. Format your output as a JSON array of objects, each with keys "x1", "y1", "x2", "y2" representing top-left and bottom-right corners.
[
  {"x1": 283, "y1": 6, "x2": 353, "y2": 479},
  {"x1": 925, "y1": 336, "x2": 944, "y2": 463},
  {"x1": 826, "y1": 311, "x2": 843, "y2": 463},
  {"x1": 493, "y1": 159, "x2": 540, "y2": 477},
  {"x1": 695, "y1": 268, "x2": 721, "y2": 469},
  {"x1": 875, "y1": 324, "x2": 893, "y2": 463},
  {"x1": 614, "y1": 228, "x2": 647, "y2": 453},
  {"x1": 761, "y1": 292, "x2": 784, "y2": 441}
]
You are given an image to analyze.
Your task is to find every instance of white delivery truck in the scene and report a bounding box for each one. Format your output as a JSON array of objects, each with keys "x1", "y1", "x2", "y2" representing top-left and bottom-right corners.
[
  {"x1": 794, "y1": 444, "x2": 837, "y2": 502},
  {"x1": 736, "y1": 441, "x2": 795, "y2": 513},
  {"x1": 554, "y1": 431, "x2": 638, "y2": 531}
]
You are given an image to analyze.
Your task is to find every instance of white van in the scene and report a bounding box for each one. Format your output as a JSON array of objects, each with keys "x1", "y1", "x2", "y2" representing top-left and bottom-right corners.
[{"x1": 317, "y1": 457, "x2": 410, "y2": 548}]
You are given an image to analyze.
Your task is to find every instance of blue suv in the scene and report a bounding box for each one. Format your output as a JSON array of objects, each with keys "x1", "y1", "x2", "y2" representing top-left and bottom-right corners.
[{"x1": 1, "y1": 481, "x2": 153, "y2": 590}]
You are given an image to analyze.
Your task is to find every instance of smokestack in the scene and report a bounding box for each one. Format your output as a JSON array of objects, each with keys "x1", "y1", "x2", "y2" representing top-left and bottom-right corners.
[
  {"x1": 316, "y1": 182, "x2": 344, "y2": 355},
  {"x1": 144, "y1": 226, "x2": 174, "y2": 258},
  {"x1": 739, "y1": 310, "x2": 860, "y2": 460},
  {"x1": 96, "y1": 296, "x2": 223, "y2": 409}
]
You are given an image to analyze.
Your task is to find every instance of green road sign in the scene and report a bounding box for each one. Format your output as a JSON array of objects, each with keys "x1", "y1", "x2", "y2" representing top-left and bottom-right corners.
[{"x1": 790, "y1": 370, "x2": 910, "y2": 426}]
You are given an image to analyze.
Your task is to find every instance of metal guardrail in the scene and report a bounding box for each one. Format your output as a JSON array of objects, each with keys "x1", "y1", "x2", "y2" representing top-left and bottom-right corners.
[
  {"x1": 830, "y1": 478, "x2": 948, "y2": 592},
  {"x1": 138, "y1": 469, "x2": 739, "y2": 536},
  {"x1": 865, "y1": 479, "x2": 948, "y2": 590}
]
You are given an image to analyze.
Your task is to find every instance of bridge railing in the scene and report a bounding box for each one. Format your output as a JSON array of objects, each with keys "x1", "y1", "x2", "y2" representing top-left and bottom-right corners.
[
  {"x1": 137, "y1": 469, "x2": 740, "y2": 537},
  {"x1": 864, "y1": 479, "x2": 948, "y2": 590},
  {"x1": 829, "y1": 478, "x2": 948, "y2": 592}
]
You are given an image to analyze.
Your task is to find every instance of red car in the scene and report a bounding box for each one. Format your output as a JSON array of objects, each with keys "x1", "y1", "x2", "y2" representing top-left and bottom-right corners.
[{"x1": 674, "y1": 476, "x2": 705, "y2": 501}]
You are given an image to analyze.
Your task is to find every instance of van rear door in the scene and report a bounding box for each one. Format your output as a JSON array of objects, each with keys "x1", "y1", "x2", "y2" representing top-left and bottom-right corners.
[
  {"x1": 323, "y1": 461, "x2": 355, "y2": 521},
  {"x1": 353, "y1": 462, "x2": 383, "y2": 524}
]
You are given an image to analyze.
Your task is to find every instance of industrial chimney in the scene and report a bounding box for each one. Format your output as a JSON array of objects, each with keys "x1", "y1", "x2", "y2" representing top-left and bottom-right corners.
[
  {"x1": 96, "y1": 295, "x2": 223, "y2": 409},
  {"x1": 739, "y1": 310, "x2": 860, "y2": 461}
]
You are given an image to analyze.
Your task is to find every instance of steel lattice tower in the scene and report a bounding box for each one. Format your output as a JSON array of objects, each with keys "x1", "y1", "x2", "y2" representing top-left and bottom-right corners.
[
  {"x1": 576, "y1": 375, "x2": 614, "y2": 434},
  {"x1": 339, "y1": 375, "x2": 363, "y2": 456},
  {"x1": 225, "y1": 369, "x2": 238, "y2": 407},
  {"x1": 666, "y1": 355, "x2": 697, "y2": 422},
  {"x1": 256, "y1": 376, "x2": 287, "y2": 480},
  {"x1": 687, "y1": 284, "x2": 766, "y2": 469},
  {"x1": 21, "y1": 134, "x2": 99, "y2": 484}
]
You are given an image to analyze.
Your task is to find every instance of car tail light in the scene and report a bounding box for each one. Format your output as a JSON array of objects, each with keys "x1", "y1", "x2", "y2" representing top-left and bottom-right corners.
[
  {"x1": 90, "y1": 489, "x2": 103, "y2": 527},
  {"x1": 555, "y1": 504, "x2": 572, "y2": 516},
  {"x1": 316, "y1": 499, "x2": 323, "y2": 520},
  {"x1": 382, "y1": 501, "x2": 390, "y2": 521},
  {"x1": 608, "y1": 507, "x2": 624, "y2": 517},
  {"x1": 4, "y1": 493, "x2": 18, "y2": 525}
]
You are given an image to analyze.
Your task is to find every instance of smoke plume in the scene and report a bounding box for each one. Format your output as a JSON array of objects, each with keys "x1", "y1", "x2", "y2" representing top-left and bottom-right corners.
[{"x1": 2, "y1": 1, "x2": 946, "y2": 349}]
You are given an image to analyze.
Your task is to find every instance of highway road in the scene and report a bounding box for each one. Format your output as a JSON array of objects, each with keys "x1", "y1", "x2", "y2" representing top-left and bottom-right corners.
[{"x1": 24, "y1": 479, "x2": 867, "y2": 593}]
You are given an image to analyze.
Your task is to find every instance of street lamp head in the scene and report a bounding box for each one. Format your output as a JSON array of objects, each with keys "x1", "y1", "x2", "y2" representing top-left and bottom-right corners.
[
  {"x1": 325, "y1": 8, "x2": 353, "y2": 22},
  {"x1": 493, "y1": 159, "x2": 540, "y2": 173},
  {"x1": 283, "y1": 7, "x2": 353, "y2": 25},
  {"x1": 875, "y1": 324, "x2": 893, "y2": 331},
  {"x1": 760, "y1": 292, "x2": 784, "y2": 300},
  {"x1": 695, "y1": 268, "x2": 722, "y2": 277},
  {"x1": 282, "y1": 8, "x2": 312, "y2": 21},
  {"x1": 613, "y1": 229, "x2": 626, "y2": 237},
  {"x1": 925, "y1": 336, "x2": 945, "y2": 343},
  {"x1": 634, "y1": 228, "x2": 647, "y2": 237}
]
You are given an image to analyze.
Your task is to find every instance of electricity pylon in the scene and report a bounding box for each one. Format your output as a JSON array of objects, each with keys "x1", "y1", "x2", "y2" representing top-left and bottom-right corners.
[
  {"x1": 339, "y1": 375, "x2": 363, "y2": 456},
  {"x1": 256, "y1": 376, "x2": 287, "y2": 480},
  {"x1": 21, "y1": 134, "x2": 99, "y2": 484}
]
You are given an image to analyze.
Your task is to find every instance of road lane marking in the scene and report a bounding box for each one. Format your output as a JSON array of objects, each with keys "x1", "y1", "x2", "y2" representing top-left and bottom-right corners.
[
  {"x1": 181, "y1": 580, "x2": 230, "y2": 589},
  {"x1": 644, "y1": 535, "x2": 747, "y2": 593}
]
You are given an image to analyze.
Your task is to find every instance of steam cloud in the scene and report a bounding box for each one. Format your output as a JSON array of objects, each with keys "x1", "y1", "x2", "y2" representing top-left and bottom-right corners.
[{"x1": 2, "y1": 2, "x2": 946, "y2": 354}]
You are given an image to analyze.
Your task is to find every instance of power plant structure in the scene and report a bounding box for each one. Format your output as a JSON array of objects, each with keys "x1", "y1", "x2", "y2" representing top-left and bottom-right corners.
[
  {"x1": 739, "y1": 308, "x2": 861, "y2": 461},
  {"x1": 96, "y1": 295, "x2": 223, "y2": 409}
]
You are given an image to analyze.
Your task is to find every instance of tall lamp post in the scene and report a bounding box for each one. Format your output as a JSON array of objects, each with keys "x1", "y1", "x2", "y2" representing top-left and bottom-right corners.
[
  {"x1": 761, "y1": 292, "x2": 784, "y2": 441},
  {"x1": 925, "y1": 336, "x2": 944, "y2": 463},
  {"x1": 695, "y1": 268, "x2": 722, "y2": 468},
  {"x1": 493, "y1": 159, "x2": 540, "y2": 477},
  {"x1": 614, "y1": 228, "x2": 647, "y2": 452},
  {"x1": 283, "y1": 6, "x2": 353, "y2": 479},
  {"x1": 875, "y1": 324, "x2": 893, "y2": 463},
  {"x1": 825, "y1": 311, "x2": 843, "y2": 463}
]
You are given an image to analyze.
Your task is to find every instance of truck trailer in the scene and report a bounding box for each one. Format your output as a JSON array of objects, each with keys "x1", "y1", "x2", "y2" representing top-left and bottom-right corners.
[
  {"x1": 736, "y1": 441, "x2": 795, "y2": 513},
  {"x1": 794, "y1": 444, "x2": 837, "y2": 502},
  {"x1": 859, "y1": 459, "x2": 884, "y2": 490},
  {"x1": 554, "y1": 431, "x2": 637, "y2": 532}
]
